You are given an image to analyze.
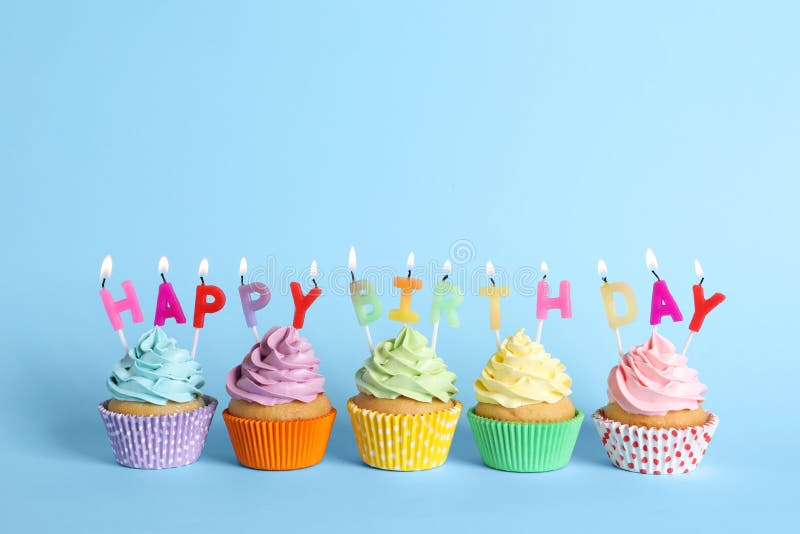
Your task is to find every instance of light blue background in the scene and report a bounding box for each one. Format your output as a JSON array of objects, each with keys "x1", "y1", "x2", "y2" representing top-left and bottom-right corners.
[{"x1": 1, "y1": 1, "x2": 795, "y2": 532}]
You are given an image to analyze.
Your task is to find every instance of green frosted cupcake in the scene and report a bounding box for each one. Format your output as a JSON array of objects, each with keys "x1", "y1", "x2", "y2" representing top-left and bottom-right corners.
[{"x1": 468, "y1": 328, "x2": 583, "y2": 472}]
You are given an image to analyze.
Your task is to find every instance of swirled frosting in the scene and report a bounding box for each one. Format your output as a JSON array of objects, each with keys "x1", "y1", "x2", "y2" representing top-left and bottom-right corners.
[
  {"x1": 107, "y1": 327, "x2": 204, "y2": 405},
  {"x1": 474, "y1": 328, "x2": 572, "y2": 408},
  {"x1": 226, "y1": 325, "x2": 325, "y2": 406},
  {"x1": 355, "y1": 326, "x2": 457, "y2": 402},
  {"x1": 607, "y1": 332, "x2": 707, "y2": 415}
]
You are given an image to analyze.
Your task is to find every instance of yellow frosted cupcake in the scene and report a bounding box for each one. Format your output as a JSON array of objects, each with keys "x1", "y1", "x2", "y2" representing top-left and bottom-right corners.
[{"x1": 468, "y1": 328, "x2": 583, "y2": 472}]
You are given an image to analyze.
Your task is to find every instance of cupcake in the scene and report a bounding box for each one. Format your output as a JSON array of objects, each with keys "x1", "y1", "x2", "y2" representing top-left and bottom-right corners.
[
  {"x1": 347, "y1": 326, "x2": 461, "y2": 471},
  {"x1": 223, "y1": 325, "x2": 336, "y2": 470},
  {"x1": 467, "y1": 328, "x2": 583, "y2": 472},
  {"x1": 98, "y1": 327, "x2": 217, "y2": 469},
  {"x1": 592, "y1": 332, "x2": 719, "y2": 475}
]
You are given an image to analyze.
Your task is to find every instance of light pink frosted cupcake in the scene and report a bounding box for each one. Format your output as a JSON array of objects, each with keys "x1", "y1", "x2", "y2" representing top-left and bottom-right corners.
[{"x1": 593, "y1": 333, "x2": 719, "y2": 475}]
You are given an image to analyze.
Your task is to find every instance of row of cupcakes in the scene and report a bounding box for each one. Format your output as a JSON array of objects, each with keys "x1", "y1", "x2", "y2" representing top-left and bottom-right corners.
[
  {"x1": 99, "y1": 322, "x2": 717, "y2": 475},
  {"x1": 98, "y1": 250, "x2": 723, "y2": 474}
]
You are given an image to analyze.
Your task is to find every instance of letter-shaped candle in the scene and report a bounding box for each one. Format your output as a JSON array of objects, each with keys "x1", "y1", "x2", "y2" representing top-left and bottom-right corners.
[
  {"x1": 99, "y1": 256, "x2": 143, "y2": 353},
  {"x1": 350, "y1": 279, "x2": 383, "y2": 326},
  {"x1": 238, "y1": 257, "x2": 271, "y2": 329},
  {"x1": 430, "y1": 261, "x2": 463, "y2": 328},
  {"x1": 688, "y1": 260, "x2": 726, "y2": 332},
  {"x1": 388, "y1": 252, "x2": 422, "y2": 323},
  {"x1": 536, "y1": 263, "x2": 572, "y2": 320},
  {"x1": 290, "y1": 261, "x2": 322, "y2": 329},
  {"x1": 154, "y1": 256, "x2": 186, "y2": 326},
  {"x1": 646, "y1": 249, "x2": 683, "y2": 325},
  {"x1": 479, "y1": 260, "x2": 509, "y2": 346},
  {"x1": 193, "y1": 259, "x2": 227, "y2": 328}
]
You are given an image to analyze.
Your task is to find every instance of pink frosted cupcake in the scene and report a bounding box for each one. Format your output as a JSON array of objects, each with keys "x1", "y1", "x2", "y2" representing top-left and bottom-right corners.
[
  {"x1": 222, "y1": 325, "x2": 336, "y2": 470},
  {"x1": 593, "y1": 333, "x2": 719, "y2": 475}
]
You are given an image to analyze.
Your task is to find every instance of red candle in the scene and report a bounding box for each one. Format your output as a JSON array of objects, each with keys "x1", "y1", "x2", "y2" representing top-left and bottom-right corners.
[
  {"x1": 290, "y1": 260, "x2": 322, "y2": 329},
  {"x1": 688, "y1": 260, "x2": 726, "y2": 333},
  {"x1": 191, "y1": 259, "x2": 226, "y2": 358}
]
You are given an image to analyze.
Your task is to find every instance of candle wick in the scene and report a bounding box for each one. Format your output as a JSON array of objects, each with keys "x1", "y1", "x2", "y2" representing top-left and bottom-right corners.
[
  {"x1": 490, "y1": 277, "x2": 496, "y2": 287},
  {"x1": 160, "y1": 273, "x2": 167, "y2": 283},
  {"x1": 602, "y1": 277, "x2": 608, "y2": 284},
  {"x1": 351, "y1": 271, "x2": 356, "y2": 282},
  {"x1": 313, "y1": 278, "x2": 318, "y2": 288},
  {"x1": 442, "y1": 274, "x2": 448, "y2": 281},
  {"x1": 200, "y1": 276, "x2": 205, "y2": 285},
  {"x1": 407, "y1": 270, "x2": 411, "y2": 278},
  {"x1": 101, "y1": 278, "x2": 106, "y2": 289},
  {"x1": 699, "y1": 277, "x2": 704, "y2": 286},
  {"x1": 651, "y1": 270, "x2": 660, "y2": 281},
  {"x1": 240, "y1": 275, "x2": 244, "y2": 286},
  {"x1": 542, "y1": 274, "x2": 547, "y2": 280}
]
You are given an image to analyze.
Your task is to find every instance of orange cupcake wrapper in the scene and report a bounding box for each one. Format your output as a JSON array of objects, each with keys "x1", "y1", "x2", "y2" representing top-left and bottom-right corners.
[
  {"x1": 222, "y1": 408, "x2": 336, "y2": 470},
  {"x1": 347, "y1": 398, "x2": 462, "y2": 471}
]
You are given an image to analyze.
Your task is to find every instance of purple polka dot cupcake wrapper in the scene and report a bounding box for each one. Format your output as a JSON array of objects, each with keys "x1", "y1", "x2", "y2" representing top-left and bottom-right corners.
[{"x1": 98, "y1": 396, "x2": 218, "y2": 469}]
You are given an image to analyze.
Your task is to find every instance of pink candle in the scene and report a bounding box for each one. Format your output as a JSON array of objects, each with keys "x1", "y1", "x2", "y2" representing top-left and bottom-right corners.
[
  {"x1": 99, "y1": 256, "x2": 143, "y2": 352},
  {"x1": 535, "y1": 261, "x2": 571, "y2": 343},
  {"x1": 646, "y1": 249, "x2": 683, "y2": 326},
  {"x1": 154, "y1": 256, "x2": 186, "y2": 326},
  {"x1": 238, "y1": 257, "x2": 271, "y2": 340}
]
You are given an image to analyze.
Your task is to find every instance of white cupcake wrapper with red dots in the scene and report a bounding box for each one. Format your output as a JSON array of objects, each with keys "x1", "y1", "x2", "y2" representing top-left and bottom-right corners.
[{"x1": 592, "y1": 410, "x2": 719, "y2": 475}]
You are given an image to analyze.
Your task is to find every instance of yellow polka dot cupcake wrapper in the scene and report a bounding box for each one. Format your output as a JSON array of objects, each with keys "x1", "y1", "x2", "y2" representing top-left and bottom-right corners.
[{"x1": 347, "y1": 398, "x2": 462, "y2": 471}]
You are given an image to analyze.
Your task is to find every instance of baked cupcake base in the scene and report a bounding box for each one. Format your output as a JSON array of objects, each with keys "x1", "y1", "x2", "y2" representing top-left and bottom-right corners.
[
  {"x1": 592, "y1": 409, "x2": 719, "y2": 475},
  {"x1": 468, "y1": 408, "x2": 584, "y2": 472},
  {"x1": 347, "y1": 397, "x2": 462, "y2": 471},
  {"x1": 223, "y1": 408, "x2": 336, "y2": 470},
  {"x1": 98, "y1": 395, "x2": 218, "y2": 469}
]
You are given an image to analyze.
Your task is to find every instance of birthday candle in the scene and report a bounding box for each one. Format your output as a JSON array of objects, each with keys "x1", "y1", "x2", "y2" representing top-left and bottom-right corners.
[
  {"x1": 598, "y1": 259, "x2": 637, "y2": 355},
  {"x1": 348, "y1": 246, "x2": 382, "y2": 353},
  {"x1": 479, "y1": 260, "x2": 509, "y2": 347},
  {"x1": 535, "y1": 261, "x2": 572, "y2": 343},
  {"x1": 99, "y1": 255, "x2": 143, "y2": 353},
  {"x1": 429, "y1": 260, "x2": 463, "y2": 351},
  {"x1": 191, "y1": 259, "x2": 227, "y2": 358},
  {"x1": 238, "y1": 257, "x2": 271, "y2": 341},
  {"x1": 681, "y1": 259, "x2": 727, "y2": 355},
  {"x1": 388, "y1": 252, "x2": 422, "y2": 324},
  {"x1": 290, "y1": 260, "x2": 322, "y2": 329},
  {"x1": 154, "y1": 256, "x2": 186, "y2": 326},
  {"x1": 646, "y1": 248, "x2": 683, "y2": 328}
]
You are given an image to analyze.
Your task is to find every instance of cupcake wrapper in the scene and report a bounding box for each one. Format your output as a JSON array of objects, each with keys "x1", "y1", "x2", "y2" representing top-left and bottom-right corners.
[
  {"x1": 222, "y1": 408, "x2": 336, "y2": 470},
  {"x1": 347, "y1": 399, "x2": 462, "y2": 471},
  {"x1": 592, "y1": 409, "x2": 719, "y2": 475},
  {"x1": 467, "y1": 408, "x2": 584, "y2": 472},
  {"x1": 98, "y1": 395, "x2": 218, "y2": 469}
]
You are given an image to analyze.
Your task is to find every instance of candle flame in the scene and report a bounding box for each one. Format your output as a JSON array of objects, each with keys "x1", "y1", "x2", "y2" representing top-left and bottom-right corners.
[
  {"x1": 198, "y1": 258, "x2": 209, "y2": 277},
  {"x1": 310, "y1": 260, "x2": 318, "y2": 277},
  {"x1": 158, "y1": 256, "x2": 169, "y2": 274},
  {"x1": 100, "y1": 255, "x2": 112, "y2": 279},
  {"x1": 443, "y1": 259, "x2": 452, "y2": 273},
  {"x1": 407, "y1": 251, "x2": 415, "y2": 269},
  {"x1": 239, "y1": 257, "x2": 248, "y2": 275},
  {"x1": 348, "y1": 246, "x2": 357, "y2": 271},
  {"x1": 540, "y1": 261, "x2": 549, "y2": 274},
  {"x1": 486, "y1": 260, "x2": 495, "y2": 277},
  {"x1": 645, "y1": 248, "x2": 658, "y2": 270},
  {"x1": 597, "y1": 259, "x2": 608, "y2": 277},
  {"x1": 694, "y1": 259, "x2": 704, "y2": 278}
]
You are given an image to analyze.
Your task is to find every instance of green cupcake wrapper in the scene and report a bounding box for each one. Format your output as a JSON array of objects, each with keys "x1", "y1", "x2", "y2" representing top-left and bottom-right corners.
[{"x1": 467, "y1": 407, "x2": 584, "y2": 472}]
